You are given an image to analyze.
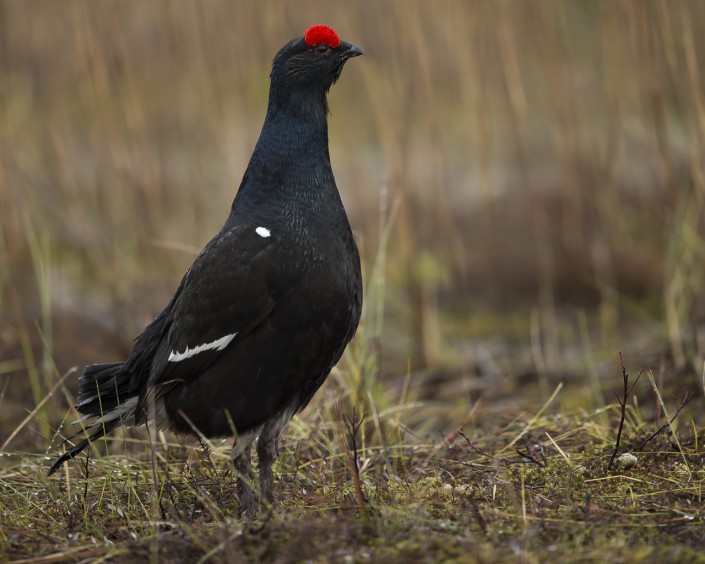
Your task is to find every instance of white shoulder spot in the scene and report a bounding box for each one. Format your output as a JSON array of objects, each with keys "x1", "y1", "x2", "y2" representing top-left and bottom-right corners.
[
  {"x1": 255, "y1": 226, "x2": 271, "y2": 238},
  {"x1": 168, "y1": 333, "x2": 237, "y2": 363}
]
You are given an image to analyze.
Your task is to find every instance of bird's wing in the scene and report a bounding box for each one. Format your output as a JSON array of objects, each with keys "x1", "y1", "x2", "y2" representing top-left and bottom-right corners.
[{"x1": 137, "y1": 225, "x2": 293, "y2": 413}]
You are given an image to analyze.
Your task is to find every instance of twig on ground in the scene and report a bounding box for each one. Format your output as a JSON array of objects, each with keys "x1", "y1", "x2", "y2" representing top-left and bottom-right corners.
[
  {"x1": 583, "y1": 491, "x2": 591, "y2": 524},
  {"x1": 637, "y1": 391, "x2": 694, "y2": 452},
  {"x1": 515, "y1": 442, "x2": 547, "y2": 468},
  {"x1": 458, "y1": 429, "x2": 545, "y2": 467},
  {"x1": 458, "y1": 429, "x2": 502, "y2": 459},
  {"x1": 607, "y1": 353, "x2": 643, "y2": 471},
  {"x1": 196, "y1": 435, "x2": 221, "y2": 483}
]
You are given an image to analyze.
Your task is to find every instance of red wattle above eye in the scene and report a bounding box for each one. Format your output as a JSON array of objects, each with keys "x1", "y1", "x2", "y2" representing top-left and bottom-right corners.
[{"x1": 304, "y1": 25, "x2": 340, "y2": 49}]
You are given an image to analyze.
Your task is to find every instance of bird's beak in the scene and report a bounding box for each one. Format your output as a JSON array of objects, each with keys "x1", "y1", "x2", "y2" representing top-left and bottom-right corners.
[{"x1": 339, "y1": 42, "x2": 365, "y2": 59}]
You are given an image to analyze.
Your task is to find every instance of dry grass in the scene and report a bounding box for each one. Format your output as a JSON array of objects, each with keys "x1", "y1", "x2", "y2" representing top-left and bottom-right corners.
[
  {"x1": 2, "y1": 0, "x2": 705, "y2": 561},
  {"x1": 2, "y1": 374, "x2": 704, "y2": 562}
]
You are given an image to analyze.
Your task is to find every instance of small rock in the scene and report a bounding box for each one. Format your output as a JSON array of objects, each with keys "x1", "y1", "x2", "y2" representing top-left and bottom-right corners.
[
  {"x1": 440, "y1": 483, "x2": 472, "y2": 497},
  {"x1": 673, "y1": 462, "x2": 691, "y2": 474},
  {"x1": 617, "y1": 452, "x2": 638, "y2": 468}
]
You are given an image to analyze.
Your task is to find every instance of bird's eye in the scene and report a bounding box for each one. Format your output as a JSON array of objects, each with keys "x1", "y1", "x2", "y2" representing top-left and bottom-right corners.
[{"x1": 315, "y1": 44, "x2": 329, "y2": 53}]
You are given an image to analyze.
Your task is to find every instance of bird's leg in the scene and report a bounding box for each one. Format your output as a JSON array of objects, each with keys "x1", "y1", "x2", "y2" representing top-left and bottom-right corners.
[
  {"x1": 232, "y1": 434, "x2": 256, "y2": 518},
  {"x1": 256, "y1": 428, "x2": 280, "y2": 506},
  {"x1": 234, "y1": 449, "x2": 254, "y2": 517},
  {"x1": 257, "y1": 409, "x2": 293, "y2": 508}
]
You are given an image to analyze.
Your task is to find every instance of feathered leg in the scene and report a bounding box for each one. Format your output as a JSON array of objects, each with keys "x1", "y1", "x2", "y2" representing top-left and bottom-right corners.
[
  {"x1": 256, "y1": 429, "x2": 279, "y2": 506},
  {"x1": 232, "y1": 431, "x2": 257, "y2": 517},
  {"x1": 256, "y1": 409, "x2": 293, "y2": 508}
]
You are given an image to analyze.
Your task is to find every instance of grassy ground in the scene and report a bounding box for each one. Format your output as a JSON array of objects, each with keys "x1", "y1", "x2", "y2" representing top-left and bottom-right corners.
[
  {"x1": 2, "y1": 368, "x2": 704, "y2": 562},
  {"x1": 3, "y1": 1, "x2": 705, "y2": 562}
]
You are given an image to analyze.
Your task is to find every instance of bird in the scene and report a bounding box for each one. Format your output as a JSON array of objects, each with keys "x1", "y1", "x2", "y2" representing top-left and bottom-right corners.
[{"x1": 48, "y1": 24, "x2": 364, "y2": 516}]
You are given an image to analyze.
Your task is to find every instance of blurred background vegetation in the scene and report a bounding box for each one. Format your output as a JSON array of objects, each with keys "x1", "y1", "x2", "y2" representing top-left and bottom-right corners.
[{"x1": 2, "y1": 0, "x2": 705, "y2": 450}]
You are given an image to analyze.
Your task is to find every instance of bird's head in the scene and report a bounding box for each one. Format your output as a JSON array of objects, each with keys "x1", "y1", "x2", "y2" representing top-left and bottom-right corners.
[{"x1": 270, "y1": 25, "x2": 364, "y2": 98}]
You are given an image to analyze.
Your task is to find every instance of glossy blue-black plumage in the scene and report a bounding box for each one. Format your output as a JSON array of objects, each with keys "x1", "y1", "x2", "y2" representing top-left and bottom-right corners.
[{"x1": 49, "y1": 31, "x2": 364, "y2": 511}]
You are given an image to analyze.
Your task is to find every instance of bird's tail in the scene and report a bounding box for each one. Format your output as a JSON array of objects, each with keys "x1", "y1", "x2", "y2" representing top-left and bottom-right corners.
[{"x1": 48, "y1": 362, "x2": 137, "y2": 475}]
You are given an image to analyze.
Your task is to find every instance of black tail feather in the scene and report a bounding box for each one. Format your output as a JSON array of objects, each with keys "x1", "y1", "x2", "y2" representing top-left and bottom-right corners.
[
  {"x1": 48, "y1": 362, "x2": 133, "y2": 476},
  {"x1": 47, "y1": 418, "x2": 122, "y2": 476},
  {"x1": 75, "y1": 362, "x2": 127, "y2": 414}
]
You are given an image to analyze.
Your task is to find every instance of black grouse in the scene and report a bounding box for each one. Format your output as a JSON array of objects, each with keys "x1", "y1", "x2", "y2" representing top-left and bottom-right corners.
[{"x1": 49, "y1": 25, "x2": 364, "y2": 515}]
